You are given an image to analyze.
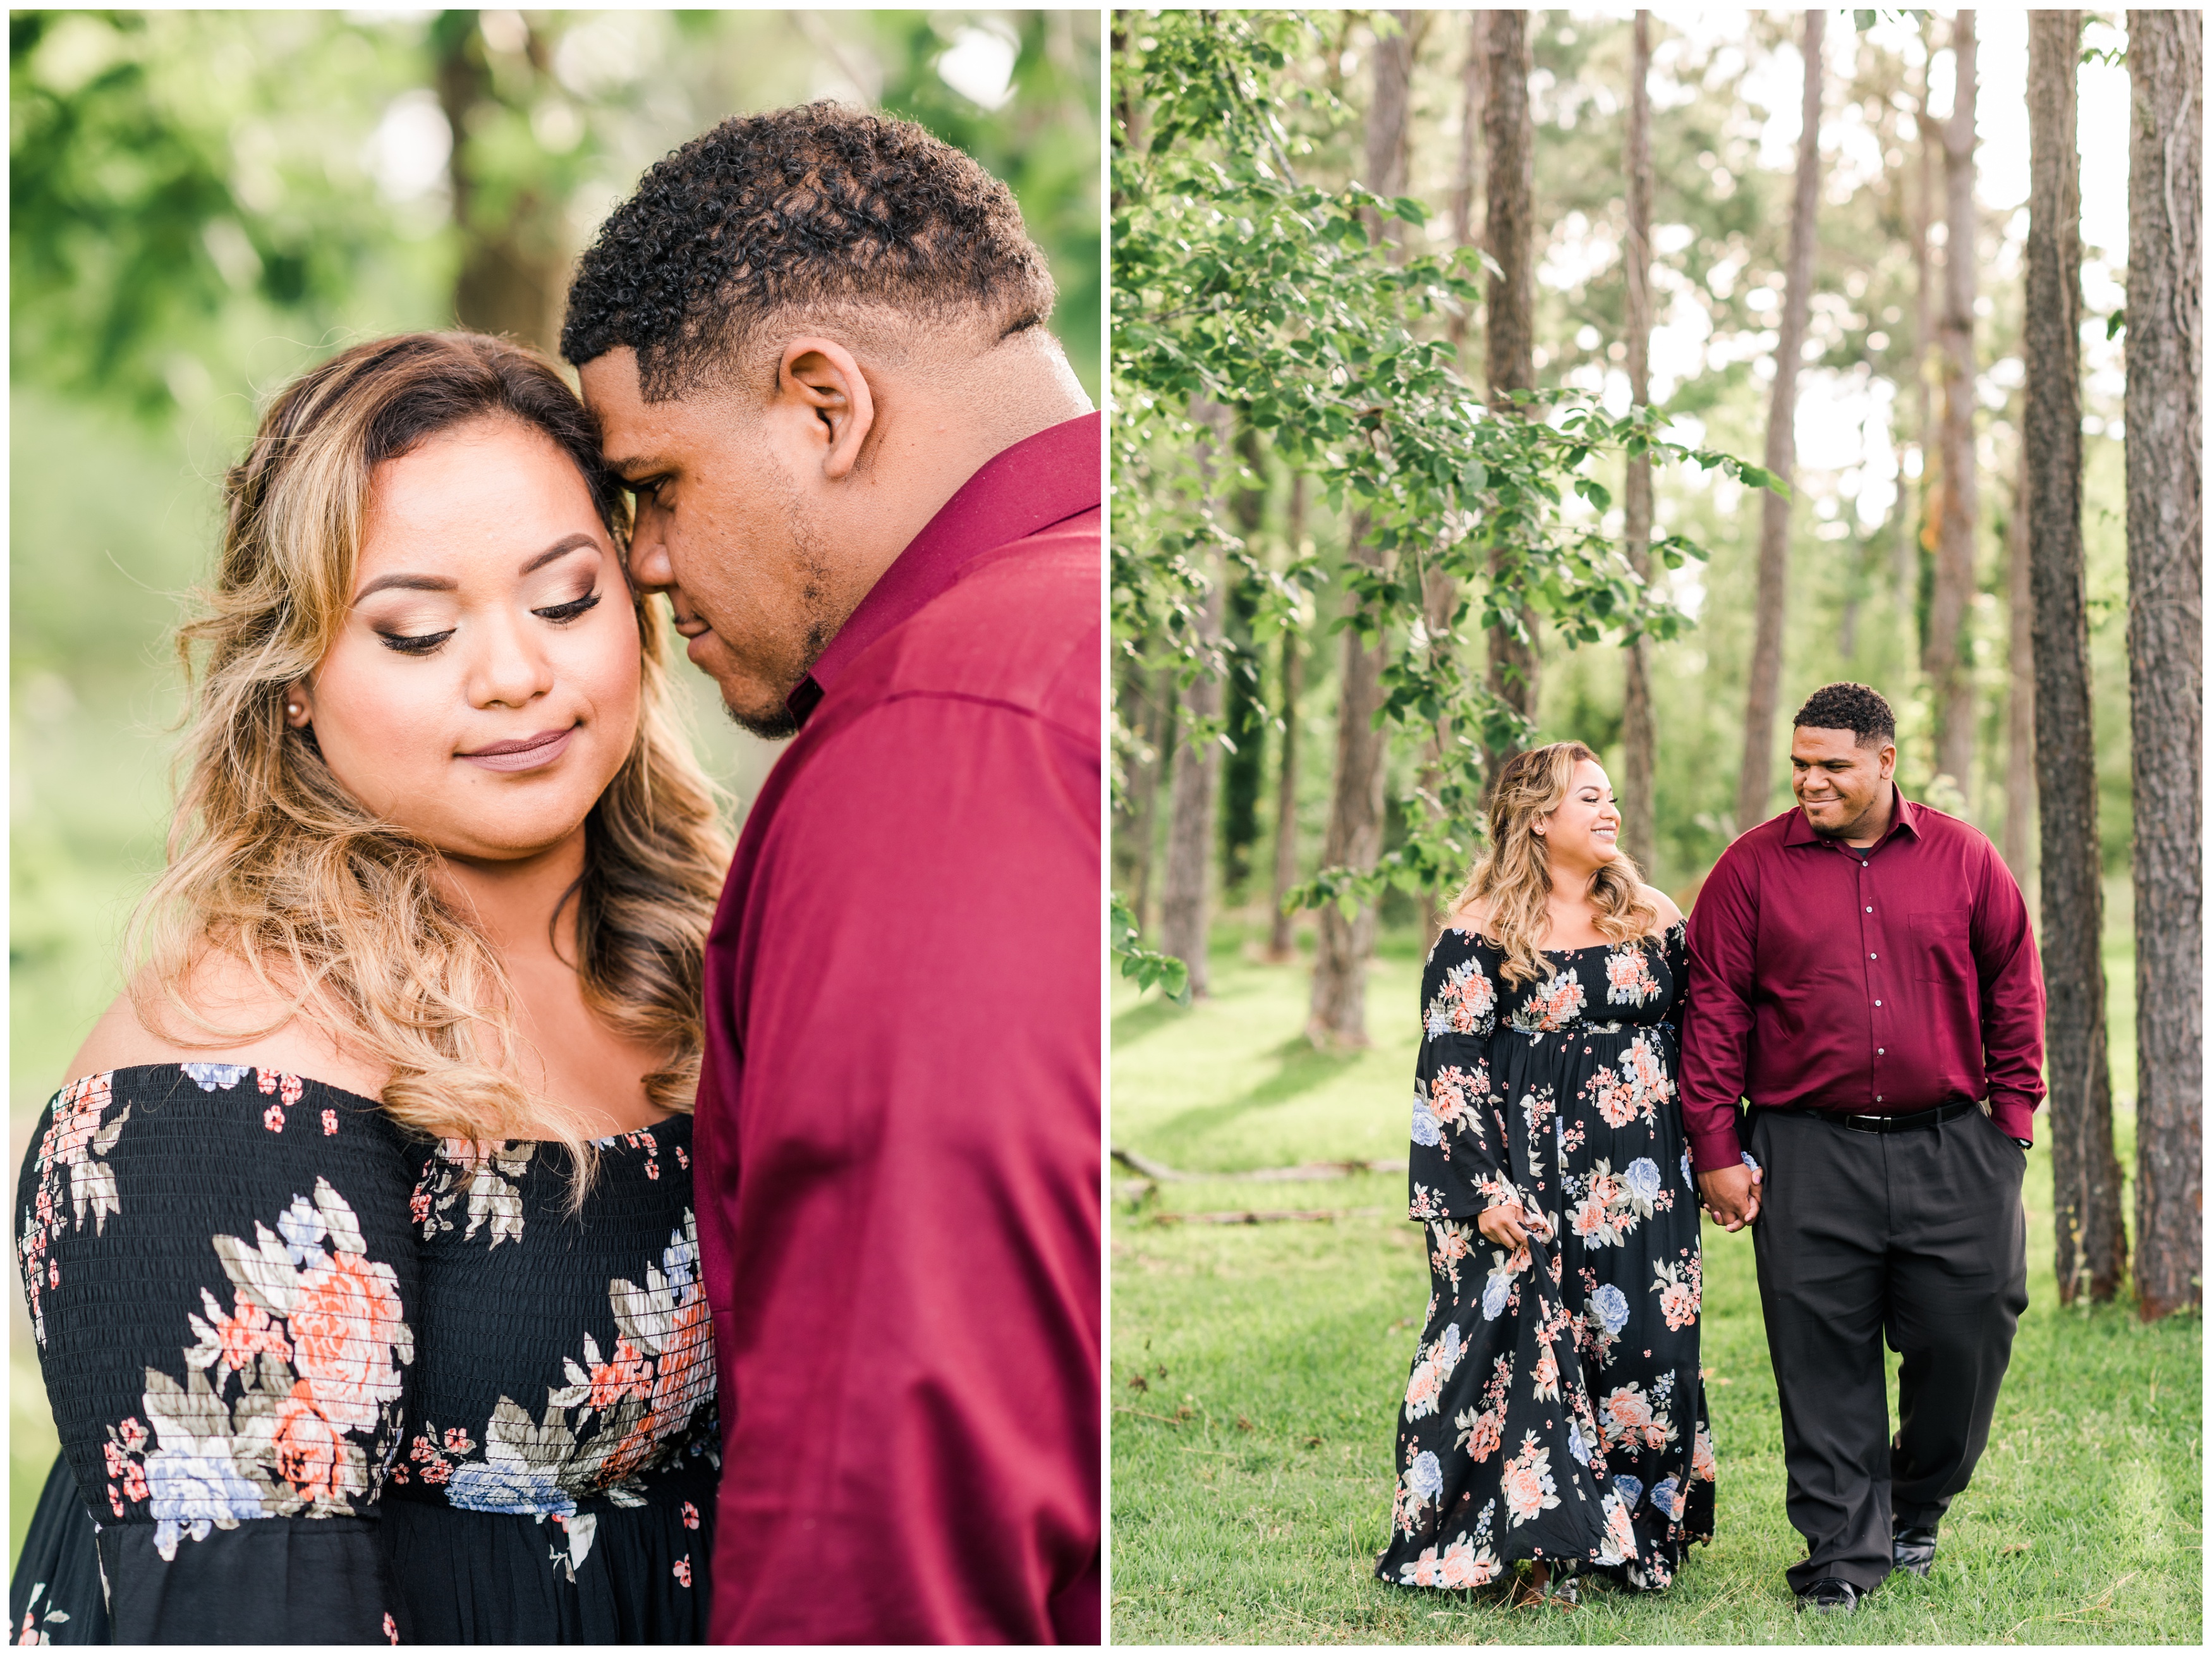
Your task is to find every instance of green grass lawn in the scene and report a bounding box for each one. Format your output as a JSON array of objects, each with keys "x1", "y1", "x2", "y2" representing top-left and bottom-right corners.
[{"x1": 1109, "y1": 920, "x2": 2200, "y2": 1644}]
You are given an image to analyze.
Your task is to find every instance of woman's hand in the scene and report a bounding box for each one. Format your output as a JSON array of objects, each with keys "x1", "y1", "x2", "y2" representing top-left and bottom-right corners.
[{"x1": 1476, "y1": 1200, "x2": 1530, "y2": 1249}]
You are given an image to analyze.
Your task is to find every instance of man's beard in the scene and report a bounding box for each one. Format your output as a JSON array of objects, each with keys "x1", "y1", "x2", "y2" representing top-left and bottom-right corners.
[{"x1": 717, "y1": 472, "x2": 837, "y2": 743}]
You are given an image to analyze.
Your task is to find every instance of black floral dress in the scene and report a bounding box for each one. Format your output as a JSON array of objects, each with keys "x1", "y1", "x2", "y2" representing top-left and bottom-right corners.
[
  {"x1": 1376, "y1": 922, "x2": 1714, "y2": 1594},
  {"x1": 9, "y1": 1065, "x2": 717, "y2": 1644}
]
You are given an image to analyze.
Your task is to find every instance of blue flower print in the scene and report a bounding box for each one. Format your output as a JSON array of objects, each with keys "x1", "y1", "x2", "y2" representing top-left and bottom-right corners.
[
  {"x1": 147, "y1": 1446, "x2": 264, "y2": 1555},
  {"x1": 1681, "y1": 1149, "x2": 1693, "y2": 1189},
  {"x1": 1568, "y1": 1420, "x2": 1591, "y2": 1465},
  {"x1": 1410, "y1": 1089, "x2": 1442, "y2": 1149},
  {"x1": 1612, "y1": 1472, "x2": 1644, "y2": 1511},
  {"x1": 447, "y1": 1460, "x2": 578, "y2": 1518},
  {"x1": 1650, "y1": 1475, "x2": 1681, "y2": 1520},
  {"x1": 1591, "y1": 1283, "x2": 1630, "y2": 1336},
  {"x1": 1481, "y1": 1265, "x2": 1514, "y2": 1322},
  {"x1": 179, "y1": 1063, "x2": 251, "y2": 1092},
  {"x1": 1407, "y1": 1450, "x2": 1444, "y2": 1504},
  {"x1": 1623, "y1": 1157, "x2": 1662, "y2": 1207},
  {"x1": 276, "y1": 1195, "x2": 327, "y2": 1267}
]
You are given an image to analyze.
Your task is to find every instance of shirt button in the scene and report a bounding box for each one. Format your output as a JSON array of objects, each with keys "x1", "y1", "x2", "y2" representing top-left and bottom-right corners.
[
  {"x1": 1878, "y1": 1047, "x2": 1885, "y2": 1054},
  {"x1": 1865, "y1": 907, "x2": 1873, "y2": 913},
  {"x1": 1876, "y1": 1095, "x2": 1883, "y2": 1102},
  {"x1": 1869, "y1": 953, "x2": 1877, "y2": 960},
  {"x1": 1875, "y1": 999, "x2": 1882, "y2": 1007}
]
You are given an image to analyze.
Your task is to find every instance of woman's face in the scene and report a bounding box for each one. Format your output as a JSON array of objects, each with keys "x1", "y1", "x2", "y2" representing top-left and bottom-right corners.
[
  {"x1": 291, "y1": 416, "x2": 641, "y2": 865},
  {"x1": 1536, "y1": 758, "x2": 1622, "y2": 870}
]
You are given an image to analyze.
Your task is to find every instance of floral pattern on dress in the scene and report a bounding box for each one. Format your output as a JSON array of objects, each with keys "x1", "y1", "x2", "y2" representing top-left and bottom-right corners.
[
  {"x1": 415, "y1": 1140, "x2": 536, "y2": 1249},
  {"x1": 1380, "y1": 920, "x2": 1711, "y2": 1594},
  {"x1": 92, "y1": 1178, "x2": 416, "y2": 1560},
  {"x1": 17, "y1": 1072, "x2": 131, "y2": 1348},
  {"x1": 389, "y1": 1208, "x2": 716, "y2": 1584}
]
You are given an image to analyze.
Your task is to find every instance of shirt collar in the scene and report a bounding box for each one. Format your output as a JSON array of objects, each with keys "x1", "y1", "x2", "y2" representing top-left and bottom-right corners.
[
  {"x1": 784, "y1": 412, "x2": 1102, "y2": 726},
  {"x1": 1782, "y1": 781, "x2": 1920, "y2": 850}
]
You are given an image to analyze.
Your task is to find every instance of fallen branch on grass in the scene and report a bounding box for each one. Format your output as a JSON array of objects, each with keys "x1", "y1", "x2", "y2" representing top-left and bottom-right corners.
[
  {"x1": 1112, "y1": 1146, "x2": 1407, "y2": 1182},
  {"x1": 1148, "y1": 1206, "x2": 1397, "y2": 1226}
]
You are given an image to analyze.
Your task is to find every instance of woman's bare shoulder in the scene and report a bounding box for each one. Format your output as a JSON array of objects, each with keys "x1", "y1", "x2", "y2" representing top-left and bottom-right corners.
[
  {"x1": 1640, "y1": 884, "x2": 1685, "y2": 927},
  {"x1": 1445, "y1": 896, "x2": 1495, "y2": 939},
  {"x1": 64, "y1": 953, "x2": 384, "y2": 1099}
]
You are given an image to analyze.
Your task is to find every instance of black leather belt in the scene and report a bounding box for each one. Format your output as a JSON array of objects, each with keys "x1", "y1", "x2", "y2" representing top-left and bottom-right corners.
[{"x1": 1777, "y1": 1099, "x2": 1981, "y2": 1134}]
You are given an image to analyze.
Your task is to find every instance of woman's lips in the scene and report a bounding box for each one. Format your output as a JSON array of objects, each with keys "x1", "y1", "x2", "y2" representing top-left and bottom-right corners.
[{"x1": 459, "y1": 726, "x2": 575, "y2": 773}]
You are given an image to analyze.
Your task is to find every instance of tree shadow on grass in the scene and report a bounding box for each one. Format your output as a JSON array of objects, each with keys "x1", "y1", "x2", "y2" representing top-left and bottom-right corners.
[
  {"x1": 1145, "y1": 1035, "x2": 1370, "y2": 1161},
  {"x1": 1111, "y1": 994, "x2": 1191, "y2": 1049}
]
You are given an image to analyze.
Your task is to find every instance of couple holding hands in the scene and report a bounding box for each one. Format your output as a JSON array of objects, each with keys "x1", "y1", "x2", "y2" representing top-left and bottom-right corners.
[
  {"x1": 1381, "y1": 681, "x2": 2043, "y2": 1615},
  {"x1": 14, "y1": 106, "x2": 1100, "y2": 1644}
]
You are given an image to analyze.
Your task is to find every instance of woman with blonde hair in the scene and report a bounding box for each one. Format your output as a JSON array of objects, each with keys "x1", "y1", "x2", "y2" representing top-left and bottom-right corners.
[
  {"x1": 1376, "y1": 741, "x2": 1716, "y2": 1604},
  {"x1": 12, "y1": 333, "x2": 730, "y2": 1642}
]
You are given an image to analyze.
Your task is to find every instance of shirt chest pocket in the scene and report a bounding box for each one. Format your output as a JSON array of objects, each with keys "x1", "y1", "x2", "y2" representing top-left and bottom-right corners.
[{"x1": 1906, "y1": 908, "x2": 1972, "y2": 983}]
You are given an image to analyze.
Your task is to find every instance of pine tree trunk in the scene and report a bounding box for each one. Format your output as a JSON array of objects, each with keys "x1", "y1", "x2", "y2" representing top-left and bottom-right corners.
[
  {"x1": 1158, "y1": 403, "x2": 1236, "y2": 998},
  {"x1": 435, "y1": 15, "x2": 562, "y2": 348},
  {"x1": 1736, "y1": 10, "x2": 1823, "y2": 834},
  {"x1": 1909, "y1": 89, "x2": 1936, "y2": 628},
  {"x1": 1483, "y1": 11, "x2": 1540, "y2": 799},
  {"x1": 1926, "y1": 13, "x2": 1979, "y2": 798},
  {"x1": 1447, "y1": 12, "x2": 1489, "y2": 362},
  {"x1": 2026, "y1": 11, "x2": 2125, "y2": 1305},
  {"x1": 1620, "y1": 10, "x2": 1659, "y2": 874},
  {"x1": 1307, "y1": 18, "x2": 1414, "y2": 1046},
  {"x1": 1264, "y1": 629, "x2": 1305, "y2": 961},
  {"x1": 2003, "y1": 458, "x2": 2036, "y2": 882},
  {"x1": 2125, "y1": 8, "x2": 2203, "y2": 1321}
]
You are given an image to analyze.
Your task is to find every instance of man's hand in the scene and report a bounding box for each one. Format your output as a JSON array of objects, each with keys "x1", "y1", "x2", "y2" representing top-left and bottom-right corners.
[
  {"x1": 1476, "y1": 1201, "x2": 1530, "y2": 1249},
  {"x1": 1696, "y1": 1163, "x2": 1763, "y2": 1231}
]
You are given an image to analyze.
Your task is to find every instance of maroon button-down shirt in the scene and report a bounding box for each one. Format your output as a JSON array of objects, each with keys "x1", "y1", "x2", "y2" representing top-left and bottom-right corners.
[
  {"x1": 694, "y1": 414, "x2": 1101, "y2": 1643},
  {"x1": 1679, "y1": 787, "x2": 2046, "y2": 1175}
]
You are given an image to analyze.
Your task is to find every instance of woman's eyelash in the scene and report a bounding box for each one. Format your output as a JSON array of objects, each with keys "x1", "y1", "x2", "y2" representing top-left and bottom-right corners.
[
  {"x1": 379, "y1": 629, "x2": 454, "y2": 656},
  {"x1": 535, "y1": 591, "x2": 601, "y2": 623}
]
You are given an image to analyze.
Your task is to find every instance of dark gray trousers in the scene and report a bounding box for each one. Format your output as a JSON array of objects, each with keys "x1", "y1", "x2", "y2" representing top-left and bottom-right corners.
[{"x1": 1746, "y1": 1106, "x2": 2029, "y2": 1593}]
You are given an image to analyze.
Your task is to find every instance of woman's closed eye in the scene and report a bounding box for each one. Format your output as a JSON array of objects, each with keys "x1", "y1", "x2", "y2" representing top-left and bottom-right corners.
[{"x1": 533, "y1": 590, "x2": 602, "y2": 625}]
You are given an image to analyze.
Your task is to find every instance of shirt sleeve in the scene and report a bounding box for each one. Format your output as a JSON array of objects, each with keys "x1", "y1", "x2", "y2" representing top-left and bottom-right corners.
[
  {"x1": 14, "y1": 1066, "x2": 416, "y2": 1645},
  {"x1": 1409, "y1": 933, "x2": 1515, "y2": 1221},
  {"x1": 1680, "y1": 852, "x2": 1759, "y2": 1175},
  {"x1": 707, "y1": 693, "x2": 1100, "y2": 1645},
  {"x1": 1970, "y1": 840, "x2": 2048, "y2": 1140}
]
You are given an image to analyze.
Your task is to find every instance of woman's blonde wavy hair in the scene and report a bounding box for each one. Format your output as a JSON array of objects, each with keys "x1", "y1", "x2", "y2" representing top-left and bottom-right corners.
[
  {"x1": 128, "y1": 332, "x2": 731, "y2": 1164},
  {"x1": 1452, "y1": 740, "x2": 1661, "y2": 986}
]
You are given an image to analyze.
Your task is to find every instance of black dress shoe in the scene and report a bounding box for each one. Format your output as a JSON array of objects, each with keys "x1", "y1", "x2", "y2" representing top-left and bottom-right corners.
[
  {"x1": 1892, "y1": 1524, "x2": 1938, "y2": 1577},
  {"x1": 1795, "y1": 1578, "x2": 1860, "y2": 1614}
]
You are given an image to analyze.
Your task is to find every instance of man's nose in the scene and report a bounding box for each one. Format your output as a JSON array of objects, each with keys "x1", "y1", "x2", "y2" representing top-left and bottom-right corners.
[{"x1": 626, "y1": 506, "x2": 675, "y2": 593}]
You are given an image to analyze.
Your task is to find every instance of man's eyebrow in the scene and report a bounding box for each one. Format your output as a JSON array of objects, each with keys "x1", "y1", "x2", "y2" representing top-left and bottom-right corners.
[{"x1": 606, "y1": 453, "x2": 673, "y2": 481}]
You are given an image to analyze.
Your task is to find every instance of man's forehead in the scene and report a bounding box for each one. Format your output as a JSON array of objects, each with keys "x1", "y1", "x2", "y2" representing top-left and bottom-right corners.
[{"x1": 1794, "y1": 725, "x2": 1887, "y2": 755}]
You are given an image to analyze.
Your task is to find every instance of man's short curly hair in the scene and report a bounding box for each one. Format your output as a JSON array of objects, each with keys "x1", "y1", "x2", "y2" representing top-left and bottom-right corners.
[
  {"x1": 1793, "y1": 681, "x2": 1896, "y2": 747},
  {"x1": 560, "y1": 102, "x2": 1056, "y2": 401}
]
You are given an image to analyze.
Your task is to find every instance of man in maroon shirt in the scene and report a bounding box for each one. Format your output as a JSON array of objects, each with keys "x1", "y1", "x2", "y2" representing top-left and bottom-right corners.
[
  {"x1": 1682, "y1": 683, "x2": 2043, "y2": 1615},
  {"x1": 561, "y1": 107, "x2": 1100, "y2": 1642}
]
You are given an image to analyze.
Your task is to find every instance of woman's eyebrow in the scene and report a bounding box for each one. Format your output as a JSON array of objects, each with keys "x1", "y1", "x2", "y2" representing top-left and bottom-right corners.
[{"x1": 520, "y1": 533, "x2": 599, "y2": 576}]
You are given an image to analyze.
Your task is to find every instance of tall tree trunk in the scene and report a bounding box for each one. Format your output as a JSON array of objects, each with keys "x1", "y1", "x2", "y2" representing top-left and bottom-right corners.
[
  {"x1": 1735, "y1": 10, "x2": 1824, "y2": 834},
  {"x1": 2026, "y1": 11, "x2": 2125, "y2": 1305},
  {"x1": 2002, "y1": 456, "x2": 2036, "y2": 882},
  {"x1": 1620, "y1": 11, "x2": 1659, "y2": 873},
  {"x1": 1116, "y1": 659, "x2": 1167, "y2": 929},
  {"x1": 1220, "y1": 425, "x2": 1270, "y2": 895},
  {"x1": 1483, "y1": 11, "x2": 1540, "y2": 800},
  {"x1": 1308, "y1": 16, "x2": 1414, "y2": 1047},
  {"x1": 1158, "y1": 403, "x2": 1236, "y2": 998},
  {"x1": 434, "y1": 13, "x2": 562, "y2": 348},
  {"x1": 2125, "y1": 9, "x2": 2203, "y2": 1321},
  {"x1": 1447, "y1": 12, "x2": 1489, "y2": 363},
  {"x1": 1926, "y1": 13, "x2": 1979, "y2": 798},
  {"x1": 1264, "y1": 473, "x2": 1307, "y2": 963},
  {"x1": 1909, "y1": 83, "x2": 1936, "y2": 630}
]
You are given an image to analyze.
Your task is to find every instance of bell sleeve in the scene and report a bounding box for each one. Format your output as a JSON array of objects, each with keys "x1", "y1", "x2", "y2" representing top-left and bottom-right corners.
[{"x1": 1408, "y1": 931, "x2": 1517, "y2": 1223}]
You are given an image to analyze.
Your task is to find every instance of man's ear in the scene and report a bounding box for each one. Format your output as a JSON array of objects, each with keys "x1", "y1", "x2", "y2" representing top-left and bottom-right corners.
[{"x1": 775, "y1": 337, "x2": 874, "y2": 480}]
